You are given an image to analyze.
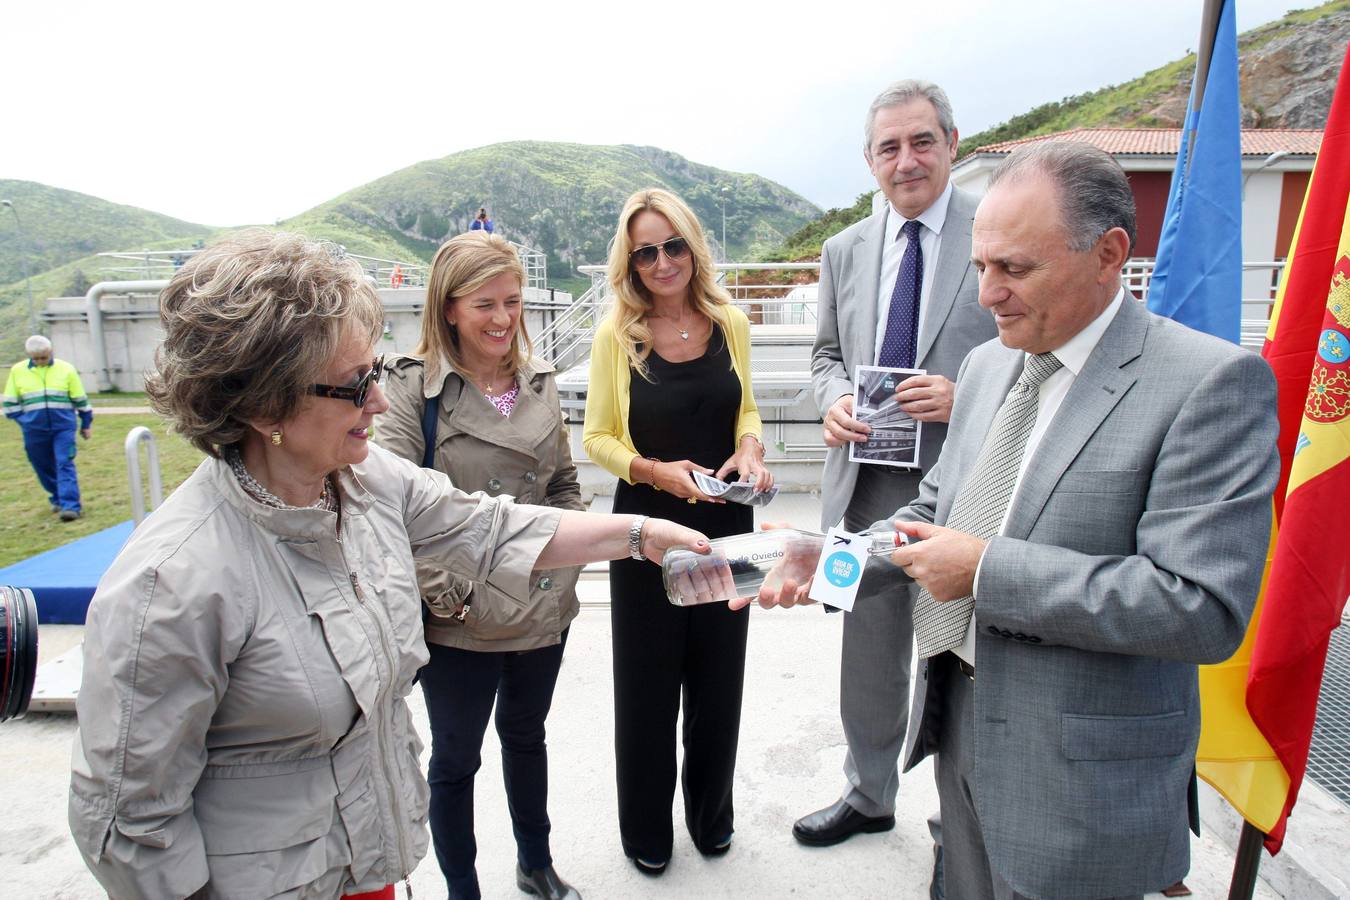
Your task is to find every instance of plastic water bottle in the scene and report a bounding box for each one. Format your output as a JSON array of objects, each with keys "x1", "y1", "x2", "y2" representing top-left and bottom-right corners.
[{"x1": 661, "y1": 528, "x2": 907, "y2": 606}]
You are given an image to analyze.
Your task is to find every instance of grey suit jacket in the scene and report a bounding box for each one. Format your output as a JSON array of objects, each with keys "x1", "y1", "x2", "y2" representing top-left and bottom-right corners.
[
  {"x1": 811, "y1": 186, "x2": 998, "y2": 529},
  {"x1": 894, "y1": 296, "x2": 1280, "y2": 898}
]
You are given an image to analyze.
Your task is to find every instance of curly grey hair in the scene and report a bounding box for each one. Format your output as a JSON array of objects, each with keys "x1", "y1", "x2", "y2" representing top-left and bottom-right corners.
[{"x1": 146, "y1": 229, "x2": 383, "y2": 457}]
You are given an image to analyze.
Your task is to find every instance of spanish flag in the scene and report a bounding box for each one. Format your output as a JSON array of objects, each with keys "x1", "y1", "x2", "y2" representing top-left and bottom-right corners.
[{"x1": 1196, "y1": 42, "x2": 1350, "y2": 854}]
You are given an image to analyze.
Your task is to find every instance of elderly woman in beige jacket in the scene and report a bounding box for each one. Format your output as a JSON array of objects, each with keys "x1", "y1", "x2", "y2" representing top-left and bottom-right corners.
[
  {"x1": 376, "y1": 233, "x2": 585, "y2": 900},
  {"x1": 68, "y1": 230, "x2": 706, "y2": 900}
]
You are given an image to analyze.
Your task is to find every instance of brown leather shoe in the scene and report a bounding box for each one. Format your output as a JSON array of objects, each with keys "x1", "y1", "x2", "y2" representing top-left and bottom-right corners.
[
  {"x1": 792, "y1": 798, "x2": 895, "y2": 846},
  {"x1": 1161, "y1": 881, "x2": 1193, "y2": 897}
]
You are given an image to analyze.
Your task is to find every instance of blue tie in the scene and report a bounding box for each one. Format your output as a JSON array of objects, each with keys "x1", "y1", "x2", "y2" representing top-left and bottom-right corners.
[{"x1": 878, "y1": 219, "x2": 923, "y2": 369}]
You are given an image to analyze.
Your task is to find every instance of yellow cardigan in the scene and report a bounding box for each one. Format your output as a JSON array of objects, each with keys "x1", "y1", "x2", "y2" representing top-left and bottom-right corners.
[{"x1": 583, "y1": 305, "x2": 764, "y2": 483}]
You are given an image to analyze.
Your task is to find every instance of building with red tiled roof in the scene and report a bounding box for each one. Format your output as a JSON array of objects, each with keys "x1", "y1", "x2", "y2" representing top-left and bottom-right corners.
[{"x1": 951, "y1": 127, "x2": 1318, "y2": 298}]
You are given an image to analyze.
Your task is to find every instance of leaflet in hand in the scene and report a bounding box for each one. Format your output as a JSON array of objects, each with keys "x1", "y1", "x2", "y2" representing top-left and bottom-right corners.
[
  {"x1": 849, "y1": 365, "x2": 924, "y2": 468},
  {"x1": 691, "y1": 471, "x2": 780, "y2": 507}
]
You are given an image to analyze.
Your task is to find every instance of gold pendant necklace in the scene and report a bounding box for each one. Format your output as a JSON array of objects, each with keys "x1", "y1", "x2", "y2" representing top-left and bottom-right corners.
[{"x1": 657, "y1": 306, "x2": 690, "y2": 340}]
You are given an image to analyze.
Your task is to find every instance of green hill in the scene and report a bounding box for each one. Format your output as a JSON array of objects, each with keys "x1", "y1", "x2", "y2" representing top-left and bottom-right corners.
[
  {"x1": 281, "y1": 141, "x2": 821, "y2": 281},
  {"x1": 0, "y1": 180, "x2": 213, "y2": 289},
  {"x1": 771, "y1": 0, "x2": 1350, "y2": 261},
  {"x1": 0, "y1": 143, "x2": 818, "y2": 360},
  {"x1": 0, "y1": 180, "x2": 215, "y2": 359}
]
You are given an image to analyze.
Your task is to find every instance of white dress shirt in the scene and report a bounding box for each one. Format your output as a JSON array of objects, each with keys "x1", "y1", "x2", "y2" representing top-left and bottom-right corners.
[
  {"x1": 955, "y1": 288, "x2": 1127, "y2": 666},
  {"x1": 872, "y1": 181, "x2": 954, "y2": 364}
]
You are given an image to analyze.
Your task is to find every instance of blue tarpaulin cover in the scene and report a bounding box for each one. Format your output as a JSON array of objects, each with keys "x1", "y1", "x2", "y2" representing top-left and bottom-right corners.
[{"x1": 0, "y1": 521, "x2": 134, "y2": 623}]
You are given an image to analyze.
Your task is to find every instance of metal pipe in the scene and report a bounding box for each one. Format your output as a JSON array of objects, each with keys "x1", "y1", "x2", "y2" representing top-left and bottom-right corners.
[
  {"x1": 85, "y1": 280, "x2": 168, "y2": 391},
  {"x1": 124, "y1": 426, "x2": 163, "y2": 527}
]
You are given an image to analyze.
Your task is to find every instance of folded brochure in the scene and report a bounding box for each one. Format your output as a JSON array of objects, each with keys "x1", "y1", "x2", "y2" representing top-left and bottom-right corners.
[{"x1": 691, "y1": 471, "x2": 779, "y2": 507}]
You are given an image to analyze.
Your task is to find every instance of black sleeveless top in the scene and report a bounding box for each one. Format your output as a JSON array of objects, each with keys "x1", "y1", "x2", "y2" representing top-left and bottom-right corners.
[{"x1": 611, "y1": 326, "x2": 753, "y2": 536}]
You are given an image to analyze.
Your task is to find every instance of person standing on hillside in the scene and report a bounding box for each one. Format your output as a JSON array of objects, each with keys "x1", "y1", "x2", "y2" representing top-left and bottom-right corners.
[
  {"x1": 3, "y1": 334, "x2": 93, "y2": 521},
  {"x1": 470, "y1": 207, "x2": 495, "y2": 234},
  {"x1": 796, "y1": 79, "x2": 997, "y2": 895}
]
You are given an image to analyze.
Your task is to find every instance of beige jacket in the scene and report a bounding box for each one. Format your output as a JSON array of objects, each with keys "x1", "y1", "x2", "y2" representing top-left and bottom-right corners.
[
  {"x1": 376, "y1": 355, "x2": 586, "y2": 652},
  {"x1": 68, "y1": 446, "x2": 561, "y2": 899}
]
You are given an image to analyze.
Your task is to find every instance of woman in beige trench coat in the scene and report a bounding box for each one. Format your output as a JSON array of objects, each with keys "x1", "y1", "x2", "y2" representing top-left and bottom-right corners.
[{"x1": 376, "y1": 232, "x2": 586, "y2": 900}]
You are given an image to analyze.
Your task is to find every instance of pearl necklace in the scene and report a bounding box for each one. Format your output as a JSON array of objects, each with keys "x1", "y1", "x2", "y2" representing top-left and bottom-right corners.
[{"x1": 227, "y1": 449, "x2": 337, "y2": 512}]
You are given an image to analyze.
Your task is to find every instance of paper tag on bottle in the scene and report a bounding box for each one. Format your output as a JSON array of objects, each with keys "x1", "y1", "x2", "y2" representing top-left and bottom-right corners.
[{"x1": 807, "y1": 526, "x2": 868, "y2": 612}]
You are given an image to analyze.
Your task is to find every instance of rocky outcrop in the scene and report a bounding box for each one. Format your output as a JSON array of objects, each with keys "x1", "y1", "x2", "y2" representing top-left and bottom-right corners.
[{"x1": 1240, "y1": 13, "x2": 1350, "y2": 127}]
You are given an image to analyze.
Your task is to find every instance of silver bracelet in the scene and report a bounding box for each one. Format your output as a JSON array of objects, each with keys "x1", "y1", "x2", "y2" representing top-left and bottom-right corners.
[{"x1": 628, "y1": 515, "x2": 649, "y2": 560}]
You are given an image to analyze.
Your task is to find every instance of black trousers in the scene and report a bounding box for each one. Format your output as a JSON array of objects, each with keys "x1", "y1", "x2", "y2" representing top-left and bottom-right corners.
[
  {"x1": 420, "y1": 631, "x2": 568, "y2": 900},
  {"x1": 610, "y1": 557, "x2": 750, "y2": 862}
]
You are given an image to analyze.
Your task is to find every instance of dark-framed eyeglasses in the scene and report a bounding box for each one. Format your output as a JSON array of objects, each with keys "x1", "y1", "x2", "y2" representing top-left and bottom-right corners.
[
  {"x1": 310, "y1": 355, "x2": 385, "y2": 407},
  {"x1": 629, "y1": 237, "x2": 690, "y2": 271}
]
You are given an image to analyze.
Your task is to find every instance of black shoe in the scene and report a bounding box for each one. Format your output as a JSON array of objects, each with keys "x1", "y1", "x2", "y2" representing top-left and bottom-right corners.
[
  {"x1": 792, "y1": 798, "x2": 895, "y2": 846},
  {"x1": 515, "y1": 863, "x2": 581, "y2": 900},
  {"x1": 59, "y1": 509, "x2": 81, "y2": 521},
  {"x1": 699, "y1": 833, "x2": 733, "y2": 857},
  {"x1": 631, "y1": 856, "x2": 668, "y2": 877}
]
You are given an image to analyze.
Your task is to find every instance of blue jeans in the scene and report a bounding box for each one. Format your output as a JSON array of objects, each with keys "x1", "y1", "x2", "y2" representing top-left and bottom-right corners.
[
  {"x1": 419, "y1": 630, "x2": 568, "y2": 900},
  {"x1": 23, "y1": 427, "x2": 80, "y2": 512}
]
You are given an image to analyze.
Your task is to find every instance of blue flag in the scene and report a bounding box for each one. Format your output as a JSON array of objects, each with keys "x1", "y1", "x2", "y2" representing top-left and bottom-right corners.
[{"x1": 1147, "y1": 0, "x2": 1242, "y2": 343}]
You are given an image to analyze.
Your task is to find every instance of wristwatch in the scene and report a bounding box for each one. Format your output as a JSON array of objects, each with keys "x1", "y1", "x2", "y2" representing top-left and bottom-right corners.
[{"x1": 628, "y1": 515, "x2": 649, "y2": 560}]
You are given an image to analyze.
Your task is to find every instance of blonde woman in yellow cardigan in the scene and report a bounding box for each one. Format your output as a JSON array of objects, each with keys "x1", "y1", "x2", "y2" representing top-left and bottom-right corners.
[{"x1": 583, "y1": 188, "x2": 772, "y2": 875}]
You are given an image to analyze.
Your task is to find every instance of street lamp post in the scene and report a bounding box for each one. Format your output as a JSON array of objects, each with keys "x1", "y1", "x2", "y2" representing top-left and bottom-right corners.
[
  {"x1": 1241, "y1": 151, "x2": 1290, "y2": 198},
  {"x1": 1, "y1": 200, "x2": 36, "y2": 335}
]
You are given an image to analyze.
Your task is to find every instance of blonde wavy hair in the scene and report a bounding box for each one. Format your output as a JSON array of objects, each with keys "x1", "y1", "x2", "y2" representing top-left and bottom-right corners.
[
  {"x1": 605, "y1": 188, "x2": 732, "y2": 379},
  {"x1": 416, "y1": 232, "x2": 532, "y2": 386},
  {"x1": 146, "y1": 229, "x2": 383, "y2": 457}
]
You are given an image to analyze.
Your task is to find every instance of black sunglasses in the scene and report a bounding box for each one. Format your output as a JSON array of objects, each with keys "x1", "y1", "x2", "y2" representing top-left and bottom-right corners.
[
  {"x1": 629, "y1": 237, "x2": 690, "y2": 270},
  {"x1": 310, "y1": 355, "x2": 385, "y2": 407}
]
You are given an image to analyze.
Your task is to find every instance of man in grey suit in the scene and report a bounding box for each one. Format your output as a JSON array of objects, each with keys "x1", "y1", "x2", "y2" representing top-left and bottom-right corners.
[
  {"x1": 795, "y1": 79, "x2": 997, "y2": 856},
  {"x1": 873, "y1": 142, "x2": 1279, "y2": 898}
]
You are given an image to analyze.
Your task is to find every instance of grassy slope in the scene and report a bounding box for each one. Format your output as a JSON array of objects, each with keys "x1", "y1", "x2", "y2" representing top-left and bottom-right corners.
[
  {"x1": 0, "y1": 413, "x2": 205, "y2": 567},
  {"x1": 4, "y1": 143, "x2": 820, "y2": 356},
  {"x1": 296, "y1": 141, "x2": 821, "y2": 273}
]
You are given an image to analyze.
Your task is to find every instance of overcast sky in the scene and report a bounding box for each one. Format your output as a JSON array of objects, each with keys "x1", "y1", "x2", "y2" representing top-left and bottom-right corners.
[{"x1": 0, "y1": 0, "x2": 1301, "y2": 226}]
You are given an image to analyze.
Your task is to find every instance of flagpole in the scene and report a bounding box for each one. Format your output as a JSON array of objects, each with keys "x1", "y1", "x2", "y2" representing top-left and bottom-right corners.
[
  {"x1": 1227, "y1": 821, "x2": 1266, "y2": 900},
  {"x1": 1185, "y1": 0, "x2": 1226, "y2": 172}
]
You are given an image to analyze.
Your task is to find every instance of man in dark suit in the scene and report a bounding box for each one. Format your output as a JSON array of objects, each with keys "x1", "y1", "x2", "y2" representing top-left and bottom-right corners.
[{"x1": 796, "y1": 79, "x2": 997, "y2": 867}]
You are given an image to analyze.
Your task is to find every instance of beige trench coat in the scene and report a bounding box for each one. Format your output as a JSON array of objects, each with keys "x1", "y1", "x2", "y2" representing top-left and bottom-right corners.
[
  {"x1": 376, "y1": 355, "x2": 586, "y2": 652},
  {"x1": 68, "y1": 446, "x2": 561, "y2": 899}
]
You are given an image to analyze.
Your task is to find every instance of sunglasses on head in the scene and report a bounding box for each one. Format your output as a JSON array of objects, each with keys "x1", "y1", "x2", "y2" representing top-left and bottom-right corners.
[
  {"x1": 629, "y1": 237, "x2": 690, "y2": 270},
  {"x1": 310, "y1": 355, "x2": 385, "y2": 407}
]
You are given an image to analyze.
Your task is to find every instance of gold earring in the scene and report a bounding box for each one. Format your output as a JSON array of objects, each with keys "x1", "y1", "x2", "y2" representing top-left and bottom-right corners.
[{"x1": 270, "y1": 430, "x2": 283, "y2": 446}]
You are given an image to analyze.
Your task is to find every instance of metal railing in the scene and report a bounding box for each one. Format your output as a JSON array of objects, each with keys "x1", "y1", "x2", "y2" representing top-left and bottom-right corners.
[
  {"x1": 1122, "y1": 258, "x2": 1285, "y2": 303},
  {"x1": 551, "y1": 259, "x2": 1282, "y2": 359},
  {"x1": 96, "y1": 240, "x2": 550, "y2": 293},
  {"x1": 124, "y1": 426, "x2": 163, "y2": 526},
  {"x1": 533, "y1": 271, "x2": 609, "y2": 372}
]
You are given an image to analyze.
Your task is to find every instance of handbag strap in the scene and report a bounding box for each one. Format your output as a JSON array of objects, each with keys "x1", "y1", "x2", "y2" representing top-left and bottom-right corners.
[{"x1": 420, "y1": 387, "x2": 442, "y2": 469}]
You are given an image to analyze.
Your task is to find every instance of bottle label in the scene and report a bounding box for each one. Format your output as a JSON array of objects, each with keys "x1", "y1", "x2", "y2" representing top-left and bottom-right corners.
[{"x1": 808, "y1": 526, "x2": 869, "y2": 611}]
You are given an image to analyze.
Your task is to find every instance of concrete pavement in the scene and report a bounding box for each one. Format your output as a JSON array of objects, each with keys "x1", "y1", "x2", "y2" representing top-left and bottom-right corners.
[{"x1": 1, "y1": 611, "x2": 1279, "y2": 899}]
